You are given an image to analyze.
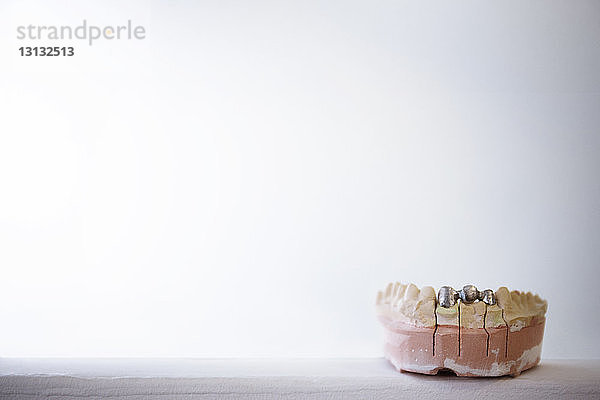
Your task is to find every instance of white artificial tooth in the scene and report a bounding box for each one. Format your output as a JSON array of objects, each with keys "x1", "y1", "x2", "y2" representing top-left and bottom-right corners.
[
  {"x1": 511, "y1": 291, "x2": 521, "y2": 307},
  {"x1": 396, "y1": 283, "x2": 407, "y2": 300},
  {"x1": 404, "y1": 283, "x2": 419, "y2": 300},
  {"x1": 376, "y1": 291, "x2": 384, "y2": 305},
  {"x1": 385, "y1": 282, "x2": 393, "y2": 302},
  {"x1": 392, "y1": 282, "x2": 401, "y2": 300},
  {"x1": 419, "y1": 286, "x2": 436, "y2": 301},
  {"x1": 495, "y1": 287, "x2": 511, "y2": 309},
  {"x1": 393, "y1": 284, "x2": 407, "y2": 307}
]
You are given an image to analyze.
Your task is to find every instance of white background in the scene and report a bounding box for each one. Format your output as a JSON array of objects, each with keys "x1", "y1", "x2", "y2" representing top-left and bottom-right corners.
[{"x1": 0, "y1": 0, "x2": 599, "y2": 358}]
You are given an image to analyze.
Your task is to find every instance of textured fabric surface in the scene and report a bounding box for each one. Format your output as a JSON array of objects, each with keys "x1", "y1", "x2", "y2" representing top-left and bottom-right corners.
[{"x1": 0, "y1": 358, "x2": 598, "y2": 399}]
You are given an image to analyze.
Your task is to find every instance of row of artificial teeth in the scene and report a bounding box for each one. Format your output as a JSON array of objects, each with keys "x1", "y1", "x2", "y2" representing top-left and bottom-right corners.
[{"x1": 438, "y1": 285, "x2": 496, "y2": 308}]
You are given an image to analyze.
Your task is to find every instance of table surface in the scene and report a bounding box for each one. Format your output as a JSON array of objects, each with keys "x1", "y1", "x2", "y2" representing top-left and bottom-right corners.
[{"x1": 1, "y1": 358, "x2": 599, "y2": 399}]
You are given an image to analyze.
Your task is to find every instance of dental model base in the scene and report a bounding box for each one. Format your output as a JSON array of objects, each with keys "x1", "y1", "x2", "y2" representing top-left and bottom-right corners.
[{"x1": 376, "y1": 283, "x2": 547, "y2": 377}]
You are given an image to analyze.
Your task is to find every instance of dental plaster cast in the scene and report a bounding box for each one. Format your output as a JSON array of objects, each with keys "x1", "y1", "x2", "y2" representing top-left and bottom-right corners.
[{"x1": 376, "y1": 283, "x2": 547, "y2": 377}]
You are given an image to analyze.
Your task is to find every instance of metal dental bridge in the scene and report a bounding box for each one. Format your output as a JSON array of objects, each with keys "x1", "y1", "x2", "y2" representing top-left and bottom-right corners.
[{"x1": 437, "y1": 285, "x2": 496, "y2": 308}]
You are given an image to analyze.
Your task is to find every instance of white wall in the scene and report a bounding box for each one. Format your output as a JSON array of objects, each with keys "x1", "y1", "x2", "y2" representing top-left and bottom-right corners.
[{"x1": 1, "y1": 0, "x2": 599, "y2": 358}]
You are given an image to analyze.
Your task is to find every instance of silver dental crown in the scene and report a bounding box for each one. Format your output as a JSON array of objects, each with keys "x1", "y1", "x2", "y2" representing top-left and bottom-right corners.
[{"x1": 437, "y1": 284, "x2": 496, "y2": 308}]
